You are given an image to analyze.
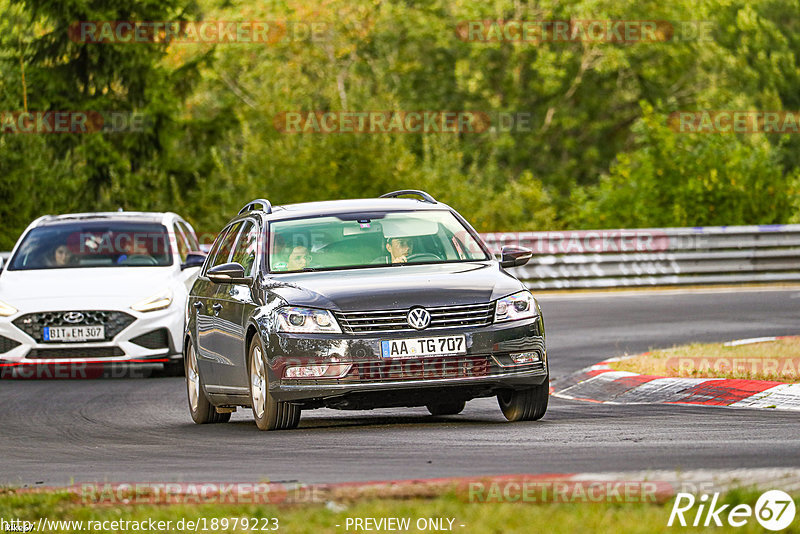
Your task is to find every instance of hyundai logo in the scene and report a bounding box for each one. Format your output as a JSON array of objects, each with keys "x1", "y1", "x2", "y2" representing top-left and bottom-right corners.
[
  {"x1": 62, "y1": 311, "x2": 85, "y2": 324},
  {"x1": 407, "y1": 307, "x2": 431, "y2": 330}
]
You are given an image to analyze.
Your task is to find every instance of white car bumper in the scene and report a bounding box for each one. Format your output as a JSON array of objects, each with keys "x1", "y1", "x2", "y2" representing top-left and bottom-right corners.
[{"x1": 0, "y1": 304, "x2": 184, "y2": 366}]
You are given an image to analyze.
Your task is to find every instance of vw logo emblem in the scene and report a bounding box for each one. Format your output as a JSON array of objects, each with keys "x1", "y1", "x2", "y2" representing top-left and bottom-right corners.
[
  {"x1": 62, "y1": 311, "x2": 85, "y2": 324},
  {"x1": 407, "y1": 307, "x2": 431, "y2": 330}
]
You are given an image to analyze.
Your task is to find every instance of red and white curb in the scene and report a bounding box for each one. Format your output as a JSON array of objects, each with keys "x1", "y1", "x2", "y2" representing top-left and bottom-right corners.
[{"x1": 553, "y1": 337, "x2": 800, "y2": 411}]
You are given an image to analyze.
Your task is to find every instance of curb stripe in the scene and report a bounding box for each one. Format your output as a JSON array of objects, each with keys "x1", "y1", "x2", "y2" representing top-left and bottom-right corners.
[{"x1": 553, "y1": 343, "x2": 800, "y2": 411}]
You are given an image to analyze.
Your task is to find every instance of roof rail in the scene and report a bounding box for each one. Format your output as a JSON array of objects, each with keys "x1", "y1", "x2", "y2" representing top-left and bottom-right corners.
[
  {"x1": 238, "y1": 199, "x2": 273, "y2": 215},
  {"x1": 379, "y1": 190, "x2": 437, "y2": 204}
]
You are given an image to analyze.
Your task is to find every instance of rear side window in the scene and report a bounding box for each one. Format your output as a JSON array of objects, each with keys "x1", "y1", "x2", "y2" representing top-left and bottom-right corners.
[
  {"x1": 230, "y1": 222, "x2": 259, "y2": 277},
  {"x1": 204, "y1": 222, "x2": 242, "y2": 273},
  {"x1": 173, "y1": 223, "x2": 190, "y2": 263},
  {"x1": 178, "y1": 221, "x2": 200, "y2": 250}
]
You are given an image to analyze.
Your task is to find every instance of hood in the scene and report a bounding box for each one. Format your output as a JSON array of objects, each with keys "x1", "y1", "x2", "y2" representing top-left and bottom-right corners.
[
  {"x1": 0, "y1": 266, "x2": 177, "y2": 312},
  {"x1": 265, "y1": 262, "x2": 526, "y2": 311}
]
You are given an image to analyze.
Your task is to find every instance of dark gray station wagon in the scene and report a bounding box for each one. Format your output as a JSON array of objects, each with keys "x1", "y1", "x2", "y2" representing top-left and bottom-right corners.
[{"x1": 185, "y1": 190, "x2": 548, "y2": 430}]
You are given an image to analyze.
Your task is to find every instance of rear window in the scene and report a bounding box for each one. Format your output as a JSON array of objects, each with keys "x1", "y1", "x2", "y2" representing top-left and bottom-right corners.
[{"x1": 8, "y1": 221, "x2": 173, "y2": 270}]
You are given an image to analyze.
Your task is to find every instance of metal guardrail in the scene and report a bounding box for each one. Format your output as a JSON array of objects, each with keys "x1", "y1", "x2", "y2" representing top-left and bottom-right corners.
[
  {"x1": 4, "y1": 224, "x2": 800, "y2": 289},
  {"x1": 480, "y1": 225, "x2": 800, "y2": 289}
]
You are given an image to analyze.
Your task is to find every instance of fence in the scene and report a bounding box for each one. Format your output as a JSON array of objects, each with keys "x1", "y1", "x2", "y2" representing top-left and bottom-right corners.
[{"x1": 480, "y1": 225, "x2": 800, "y2": 289}]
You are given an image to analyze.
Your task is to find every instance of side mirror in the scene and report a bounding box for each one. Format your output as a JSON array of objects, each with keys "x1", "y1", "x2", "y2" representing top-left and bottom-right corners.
[
  {"x1": 500, "y1": 246, "x2": 532, "y2": 268},
  {"x1": 207, "y1": 262, "x2": 248, "y2": 283},
  {"x1": 181, "y1": 252, "x2": 206, "y2": 271}
]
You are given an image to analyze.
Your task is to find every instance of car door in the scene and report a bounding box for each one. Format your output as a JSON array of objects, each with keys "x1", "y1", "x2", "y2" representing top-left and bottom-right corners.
[
  {"x1": 194, "y1": 223, "x2": 239, "y2": 383},
  {"x1": 215, "y1": 220, "x2": 260, "y2": 388}
]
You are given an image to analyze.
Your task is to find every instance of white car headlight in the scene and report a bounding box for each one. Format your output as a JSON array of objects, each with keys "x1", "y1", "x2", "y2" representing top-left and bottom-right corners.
[
  {"x1": 494, "y1": 291, "x2": 538, "y2": 323},
  {"x1": 0, "y1": 299, "x2": 18, "y2": 317},
  {"x1": 276, "y1": 306, "x2": 341, "y2": 334},
  {"x1": 131, "y1": 289, "x2": 173, "y2": 312}
]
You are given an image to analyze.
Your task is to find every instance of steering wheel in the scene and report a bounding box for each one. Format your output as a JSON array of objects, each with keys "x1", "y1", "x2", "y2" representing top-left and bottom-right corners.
[
  {"x1": 405, "y1": 252, "x2": 442, "y2": 262},
  {"x1": 124, "y1": 255, "x2": 158, "y2": 266}
]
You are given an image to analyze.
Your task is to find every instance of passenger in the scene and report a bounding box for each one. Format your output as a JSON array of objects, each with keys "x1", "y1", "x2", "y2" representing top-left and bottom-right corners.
[
  {"x1": 286, "y1": 246, "x2": 311, "y2": 271},
  {"x1": 386, "y1": 237, "x2": 413, "y2": 263}
]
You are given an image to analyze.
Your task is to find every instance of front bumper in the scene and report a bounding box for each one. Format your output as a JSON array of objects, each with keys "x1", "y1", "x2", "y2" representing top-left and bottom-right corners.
[
  {"x1": 0, "y1": 304, "x2": 184, "y2": 367},
  {"x1": 264, "y1": 317, "x2": 547, "y2": 405}
]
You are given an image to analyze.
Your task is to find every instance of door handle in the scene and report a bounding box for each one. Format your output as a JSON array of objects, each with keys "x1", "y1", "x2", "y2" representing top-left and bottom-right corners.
[
  {"x1": 193, "y1": 302, "x2": 203, "y2": 310},
  {"x1": 212, "y1": 303, "x2": 223, "y2": 312}
]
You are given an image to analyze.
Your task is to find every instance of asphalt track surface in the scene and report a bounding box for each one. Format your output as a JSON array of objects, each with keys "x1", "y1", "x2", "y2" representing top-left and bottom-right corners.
[{"x1": 1, "y1": 288, "x2": 799, "y2": 487}]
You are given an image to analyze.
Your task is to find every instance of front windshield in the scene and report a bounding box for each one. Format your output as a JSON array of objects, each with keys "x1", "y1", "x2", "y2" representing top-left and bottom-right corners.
[
  {"x1": 8, "y1": 221, "x2": 173, "y2": 270},
  {"x1": 268, "y1": 210, "x2": 489, "y2": 273}
]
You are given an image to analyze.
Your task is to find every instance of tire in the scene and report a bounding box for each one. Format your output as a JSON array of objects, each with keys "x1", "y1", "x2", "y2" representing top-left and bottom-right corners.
[
  {"x1": 426, "y1": 400, "x2": 466, "y2": 416},
  {"x1": 497, "y1": 377, "x2": 549, "y2": 422},
  {"x1": 248, "y1": 336, "x2": 301, "y2": 431},
  {"x1": 185, "y1": 341, "x2": 231, "y2": 424}
]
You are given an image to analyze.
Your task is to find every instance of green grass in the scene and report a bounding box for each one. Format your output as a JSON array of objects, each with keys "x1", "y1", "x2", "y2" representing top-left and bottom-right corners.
[
  {"x1": 608, "y1": 337, "x2": 800, "y2": 382},
  {"x1": 1, "y1": 487, "x2": 797, "y2": 533}
]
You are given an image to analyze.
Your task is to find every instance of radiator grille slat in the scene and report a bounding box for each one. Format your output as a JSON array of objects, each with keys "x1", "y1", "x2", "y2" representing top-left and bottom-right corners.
[{"x1": 334, "y1": 302, "x2": 495, "y2": 334}]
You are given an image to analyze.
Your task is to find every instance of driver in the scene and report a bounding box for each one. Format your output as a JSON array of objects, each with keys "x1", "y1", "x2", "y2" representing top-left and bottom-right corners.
[
  {"x1": 386, "y1": 237, "x2": 413, "y2": 264},
  {"x1": 48, "y1": 244, "x2": 73, "y2": 267}
]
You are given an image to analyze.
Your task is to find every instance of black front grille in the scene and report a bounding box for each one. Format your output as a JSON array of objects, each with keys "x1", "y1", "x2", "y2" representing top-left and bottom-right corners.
[
  {"x1": 334, "y1": 302, "x2": 495, "y2": 335},
  {"x1": 0, "y1": 335, "x2": 21, "y2": 354},
  {"x1": 26, "y1": 347, "x2": 125, "y2": 359},
  {"x1": 12, "y1": 311, "x2": 135, "y2": 342},
  {"x1": 130, "y1": 329, "x2": 171, "y2": 349}
]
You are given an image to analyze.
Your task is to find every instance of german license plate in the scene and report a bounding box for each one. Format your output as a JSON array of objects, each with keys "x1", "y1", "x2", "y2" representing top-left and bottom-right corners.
[
  {"x1": 381, "y1": 335, "x2": 466, "y2": 358},
  {"x1": 43, "y1": 325, "x2": 105, "y2": 342}
]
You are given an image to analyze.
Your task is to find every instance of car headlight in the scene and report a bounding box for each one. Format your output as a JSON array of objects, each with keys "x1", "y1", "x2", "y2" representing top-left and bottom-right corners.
[
  {"x1": 276, "y1": 306, "x2": 341, "y2": 334},
  {"x1": 494, "y1": 291, "x2": 538, "y2": 323},
  {"x1": 131, "y1": 289, "x2": 173, "y2": 312},
  {"x1": 0, "y1": 299, "x2": 18, "y2": 317}
]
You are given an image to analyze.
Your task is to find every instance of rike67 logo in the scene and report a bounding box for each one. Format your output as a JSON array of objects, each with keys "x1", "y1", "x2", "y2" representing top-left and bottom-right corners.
[{"x1": 668, "y1": 490, "x2": 796, "y2": 530}]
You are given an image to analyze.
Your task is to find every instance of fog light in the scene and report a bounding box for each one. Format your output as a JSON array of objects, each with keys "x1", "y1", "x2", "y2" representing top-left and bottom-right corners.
[
  {"x1": 285, "y1": 365, "x2": 327, "y2": 378},
  {"x1": 284, "y1": 362, "x2": 352, "y2": 379},
  {"x1": 510, "y1": 352, "x2": 540, "y2": 364}
]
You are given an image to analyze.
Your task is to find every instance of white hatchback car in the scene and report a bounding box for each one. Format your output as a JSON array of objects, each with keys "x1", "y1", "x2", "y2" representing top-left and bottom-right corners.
[{"x1": 0, "y1": 212, "x2": 205, "y2": 377}]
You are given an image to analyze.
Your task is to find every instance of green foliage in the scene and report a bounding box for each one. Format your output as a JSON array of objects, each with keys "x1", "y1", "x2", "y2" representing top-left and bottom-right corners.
[
  {"x1": 569, "y1": 103, "x2": 797, "y2": 228},
  {"x1": 2, "y1": 0, "x2": 800, "y2": 248}
]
